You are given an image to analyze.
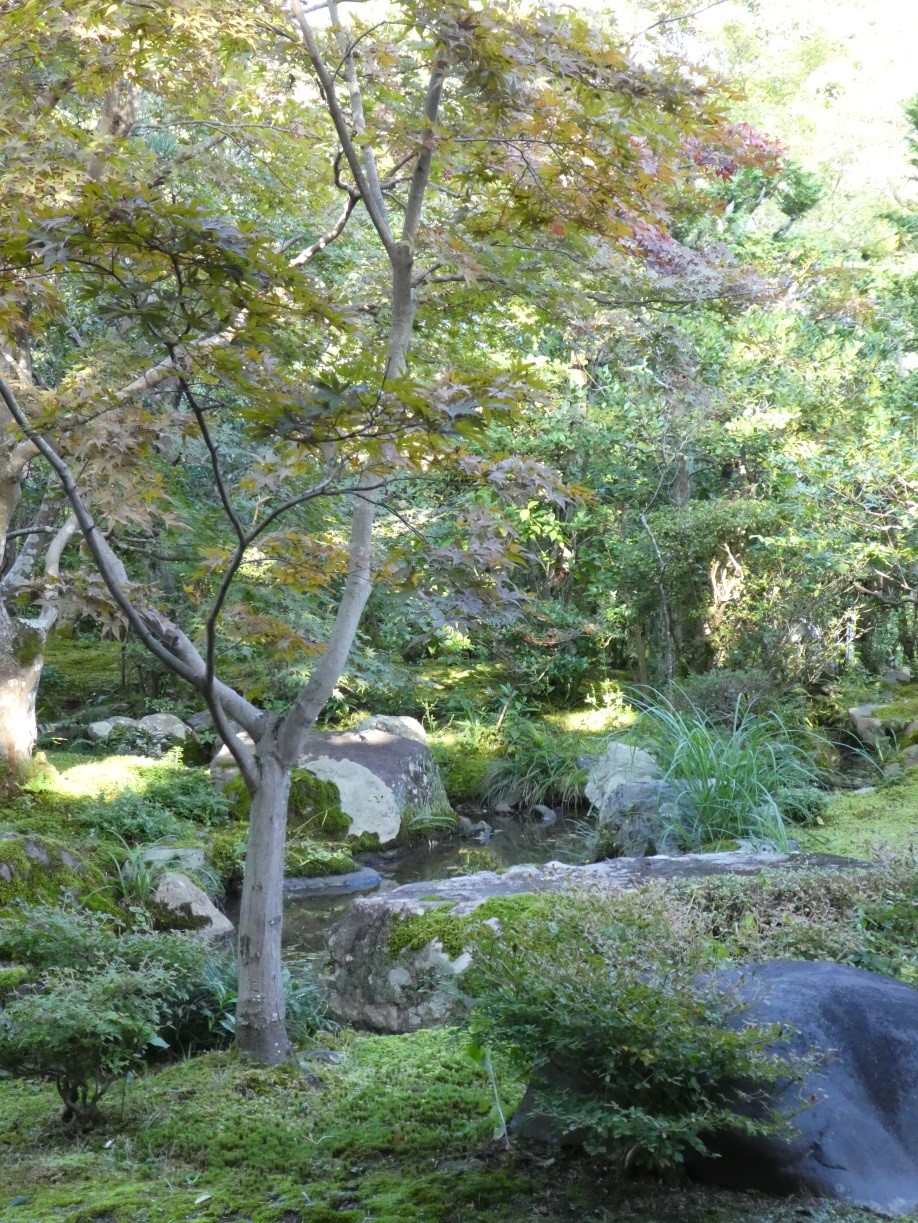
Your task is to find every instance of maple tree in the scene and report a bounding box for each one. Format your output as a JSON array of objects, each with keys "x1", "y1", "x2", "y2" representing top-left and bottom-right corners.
[{"x1": 0, "y1": 0, "x2": 776, "y2": 1060}]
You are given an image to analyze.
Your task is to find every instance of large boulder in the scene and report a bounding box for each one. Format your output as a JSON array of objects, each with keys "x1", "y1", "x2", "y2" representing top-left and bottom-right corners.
[
  {"x1": 299, "y1": 728, "x2": 451, "y2": 844},
  {"x1": 689, "y1": 961, "x2": 918, "y2": 1217},
  {"x1": 324, "y1": 851, "x2": 864, "y2": 1033},
  {"x1": 585, "y1": 741, "x2": 673, "y2": 856},
  {"x1": 151, "y1": 871, "x2": 233, "y2": 946},
  {"x1": 210, "y1": 727, "x2": 452, "y2": 846}
]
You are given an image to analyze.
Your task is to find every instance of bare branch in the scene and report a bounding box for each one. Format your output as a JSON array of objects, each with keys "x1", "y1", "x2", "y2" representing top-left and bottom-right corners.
[{"x1": 290, "y1": 0, "x2": 395, "y2": 255}]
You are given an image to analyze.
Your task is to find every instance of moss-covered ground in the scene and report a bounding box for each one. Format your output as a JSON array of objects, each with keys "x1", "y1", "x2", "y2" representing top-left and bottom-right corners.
[
  {"x1": 0, "y1": 1027, "x2": 900, "y2": 1223},
  {"x1": 797, "y1": 769, "x2": 918, "y2": 857}
]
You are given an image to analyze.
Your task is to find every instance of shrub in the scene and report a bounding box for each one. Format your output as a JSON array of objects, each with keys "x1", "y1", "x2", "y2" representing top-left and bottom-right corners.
[
  {"x1": 482, "y1": 717, "x2": 588, "y2": 810},
  {"x1": 626, "y1": 692, "x2": 827, "y2": 850},
  {"x1": 469, "y1": 890, "x2": 792, "y2": 1175},
  {"x1": 671, "y1": 669, "x2": 794, "y2": 726},
  {"x1": 0, "y1": 961, "x2": 168, "y2": 1125},
  {"x1": 81, "y1": 791, "x2": 192, "y2": 844},
  {"x1": 138, "y1": 763, "x2": 232, "y2": 827}
]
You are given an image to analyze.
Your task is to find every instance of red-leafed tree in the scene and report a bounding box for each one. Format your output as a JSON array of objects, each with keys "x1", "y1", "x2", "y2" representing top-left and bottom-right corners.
[{"x1": 0, "y1": 0, "x2": 776, "y2": 1060}]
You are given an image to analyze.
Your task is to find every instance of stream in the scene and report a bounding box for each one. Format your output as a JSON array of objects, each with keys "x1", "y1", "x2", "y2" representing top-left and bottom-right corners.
[{"x1": 279, "y1": 814, "x2": 581, "y2": 960}]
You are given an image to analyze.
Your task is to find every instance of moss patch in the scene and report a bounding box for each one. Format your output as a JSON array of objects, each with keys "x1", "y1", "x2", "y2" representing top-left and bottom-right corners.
[
  {"x1": 0, "y1": 1028, "x2": 892, "y2": 1223},
  {"x1": 0, "y1": 833, "x2": 101, "y2": 909},
  {"x1": 797, "y1": 774, "x2": 918, "y2": 857}
]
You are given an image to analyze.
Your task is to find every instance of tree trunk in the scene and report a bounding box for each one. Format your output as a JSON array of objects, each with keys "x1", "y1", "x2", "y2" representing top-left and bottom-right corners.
[
  {"x1": 0, "y1": 604, "x2": 42, "y2": 779},
  {"x1": 235, "y1": 749, "x2": 292, "y2": 1063}
]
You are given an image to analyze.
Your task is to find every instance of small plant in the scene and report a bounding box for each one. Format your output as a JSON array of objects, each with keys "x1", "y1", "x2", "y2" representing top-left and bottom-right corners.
[
  {"x1": 482, "y1": 717, "x2": 588, "y2": 810},
  {"x1": 0, "y1": 961, "x2": 169, "y2": 1126},
  {"x1": 625, "y1": 691, "x2": 828, "y2": 851},
  {"x1": 104, "y1": 838, "x2": 165, "y2": 907},
  {"x1": 82, "y1": 791, "x2": 192, "y2": 845}
]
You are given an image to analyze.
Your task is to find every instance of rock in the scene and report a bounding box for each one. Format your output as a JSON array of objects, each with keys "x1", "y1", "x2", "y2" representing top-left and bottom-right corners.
[
  {"x1": 355, "y1": 714, "x2": 429, "y2": 744},
  {"x1": 531, "y1": 804, "x2": 558, "y2": 825},
  {"x1": 210, "y1": 727, "x2": 452, "y2": 846},
  {"x1": 324, "y1": 851, "x2": 866, "y2": 1033},
  {"x1": 457, "y1": 817, "x2": 492, "y2": 840},
  {"x1": 848, "y1": 705, "x2": 884, "y2": 748},
  {"x1": 141, "y1": 845, "x2": 208, "y2": 874},
  {"x1": 283, "y1": 866, "x2": 382, "y2": 898},
  {"x1": 0, "y1": 832, "x2": 87, "y2": 898},
  {"x1": 584, "y1": 742, "x2": 660, "y2": 808},
  {"x1": 299, "y1": 728, "x2": 452, "y2": 845},
  {"x1": 210, "y1": 731, "x2": 254, "y2": 791},
  {"x1": 186, "y1": 710, "x2": 215, "y2": 732},
  {"x1": 138, "y1": 713, "x2": 187, "y2": 741},
  {"x1": 881, "y1": 666, "x2": 912, "y2": 685},
  {"x1": 688, "y1": 961, "x2": 918, "y2": 1217},
  {"x1": 85, "y1": 715, "x2": 136, "y2": 742},
  {"x1": 594, "y1": 778, "x2": 677, "y2": 857},
  {"x1": 903, "y1": 744, "x2": 918, "y2": 768},
  {"x1": 151, "y1": 871, "x2": 233, "y2": 945}
]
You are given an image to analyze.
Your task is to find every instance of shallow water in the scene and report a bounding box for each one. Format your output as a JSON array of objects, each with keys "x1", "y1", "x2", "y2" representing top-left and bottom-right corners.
[{"x1": 281, "y1": 815, "x2": 580, "y2": 959}]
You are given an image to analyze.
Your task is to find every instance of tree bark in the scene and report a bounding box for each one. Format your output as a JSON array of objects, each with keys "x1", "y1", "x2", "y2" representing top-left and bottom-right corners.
[
  {"x1": 235, "y1": 746, "x2": 292, "y2": 1063},
  {"x1": 0, "y1": 604, "x2": 42, "y2": 778}
]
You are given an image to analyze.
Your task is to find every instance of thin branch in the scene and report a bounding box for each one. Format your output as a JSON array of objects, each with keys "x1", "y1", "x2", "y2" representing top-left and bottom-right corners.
[
  {"x1": 289, "y1": 192, "x2": 358, "y2": 266},
  {"x1": 290, "y1": 0, "x2": 395, "y2": 255},
  {"x1": 176, "y1": 375, "x2": 246, "y2": 545}
]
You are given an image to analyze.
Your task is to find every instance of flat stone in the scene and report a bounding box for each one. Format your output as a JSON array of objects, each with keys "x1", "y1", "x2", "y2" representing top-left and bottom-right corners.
[
  {"x1": 283, "y1": 866, "x2": 382, "y2": 898},
  {"x1": 325, "y1": 851, "x2": 867, "y2": 1033}
]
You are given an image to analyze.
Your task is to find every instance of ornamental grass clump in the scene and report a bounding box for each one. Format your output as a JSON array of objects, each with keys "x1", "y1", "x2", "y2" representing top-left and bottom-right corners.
[{"x1": 629, "y1": 692, "x2": 827, "y2": 851}]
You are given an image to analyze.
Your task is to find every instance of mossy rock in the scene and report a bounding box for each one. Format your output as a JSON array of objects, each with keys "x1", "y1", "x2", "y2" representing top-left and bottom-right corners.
[
  {"x1": 225, "y1": 769, "x2": 348, "y2": 836},
  {"x1": 0, "y1": 831, "x2": 102, "y2": 908}
]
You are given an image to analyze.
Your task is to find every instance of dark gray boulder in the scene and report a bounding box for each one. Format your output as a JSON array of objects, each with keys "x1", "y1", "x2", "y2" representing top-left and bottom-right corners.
[{"x1": 690, "y1": 961, "x2": 918, "y2": 1217}]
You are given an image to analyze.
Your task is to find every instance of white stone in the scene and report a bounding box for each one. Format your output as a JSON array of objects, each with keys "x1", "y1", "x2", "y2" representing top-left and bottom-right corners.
[
  {"x1": 584, "y1": 741, "x2": 660, "y2": 808},
  {"x1": 304, "y1": 753, "x2": 402, "y2": 844},
  {"x1": 138, "y1": 713, "x2": 187, "y2": 740},
  {"x1": 355, "y1": 715, "x2": 429, "y2": 744},
  {"x1": 86, "y1": 720, "x2": 114, "y2": 742},
  {"x1": 152, "y1": 871, "x2": 233, "y2": 945}
]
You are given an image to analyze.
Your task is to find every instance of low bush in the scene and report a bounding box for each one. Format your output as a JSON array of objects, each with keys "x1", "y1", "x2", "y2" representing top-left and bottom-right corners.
[
  {"x1": 0, "y1": 902, "x2": 328, "y2": 1123},
  {"x1": 0, "y1": 961, "x2": 168, "y2": 1126},
  {"x1": 81, "y1": 791, "x2": 192, "y2": 844},
  {"x1": 469, "y1": 890, "x2": 792, "y2": 1175}
]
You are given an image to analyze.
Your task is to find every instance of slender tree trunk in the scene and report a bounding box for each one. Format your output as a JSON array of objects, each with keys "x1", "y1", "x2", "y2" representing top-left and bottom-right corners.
[
  {"x1": 235, "y1": 748, "x2": 292, "y2": 1063},
  {"x1": 0, "y1": 604, "x2": 42, "y2": 779}
]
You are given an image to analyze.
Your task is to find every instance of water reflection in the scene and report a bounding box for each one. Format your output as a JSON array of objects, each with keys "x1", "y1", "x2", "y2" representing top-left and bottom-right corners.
[{"x1": 282, "y1": 814, "x2": 581, "y2": 958}]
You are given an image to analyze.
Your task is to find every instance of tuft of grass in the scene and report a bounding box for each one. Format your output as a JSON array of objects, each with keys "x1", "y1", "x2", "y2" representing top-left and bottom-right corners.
[
  {"x1": 482, "y1": 718, "x2": 589, "y2": 810},
  {"x1": 627, "y1": 692, "x2": 828, "y2": 851}
]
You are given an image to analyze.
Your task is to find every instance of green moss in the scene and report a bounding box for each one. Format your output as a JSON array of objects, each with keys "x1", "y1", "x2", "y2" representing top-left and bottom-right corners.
[
  {"x1": 285, "y1": 837, "x2": 356, "y2": 878},
  {"x1": 0, "y1": 833, "x2": 102, "y2": 909},
  {"x1": 0, "y1": 964, "x2": 29, "y2": 996},
  {"x1": 0, "y1": 1029, "x2": 894, "y2": 1222},
  {"x1": 37, "y1": 634, "x2": 125, "y2": 717},
  {"x1": 797, "y1": 774, "x2": 918, "y2": 857},
  {"x1": 389, "y1": 894, "x2": 560, "y2": 960},
  {"x1": 430, "y1": 735, "x2": 492, "y2": 801},
  {"x1": 872, "y1": 683, "x2": 918, "y2": 723},
  {"x1": 227, "y1": 769, "x2": 349, "y2": 836}
]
